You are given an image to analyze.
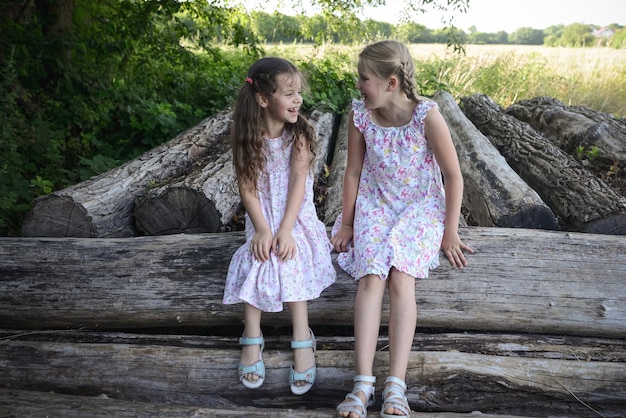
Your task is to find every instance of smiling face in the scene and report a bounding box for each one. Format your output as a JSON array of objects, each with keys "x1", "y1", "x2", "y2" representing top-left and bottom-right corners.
[
  {"x1": 259, "y1": 73, "x2": 303, "y2": 136},
  {"x1": 356, "y1": 68, "x2": 390, "y2": 110},
  {"x1": 356, "y1": 56, "x2": 397, "y2": 111}
]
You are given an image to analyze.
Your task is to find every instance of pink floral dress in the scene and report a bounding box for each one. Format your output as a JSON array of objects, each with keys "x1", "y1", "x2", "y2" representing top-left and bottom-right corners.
[
  {"x1": 223, "y1": 130, "x2": 336, "y2": 312},
  {"x1": 333, "y1": 99, "x2": 446, "y2": 280}
]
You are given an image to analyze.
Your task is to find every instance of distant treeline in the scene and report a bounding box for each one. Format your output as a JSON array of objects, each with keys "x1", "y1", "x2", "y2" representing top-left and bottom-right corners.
[{"x1": 244, "y1": 10, "x2": 626, "y2": 48}]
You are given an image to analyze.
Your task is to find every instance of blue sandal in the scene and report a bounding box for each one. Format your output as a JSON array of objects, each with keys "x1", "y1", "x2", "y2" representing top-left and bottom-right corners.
[
  {"x1": 238, "y1": 334, "x2": 265, "y2": 389},
  {"x1": 289, "y1": 328, "x2": 316, "y2": 395}
]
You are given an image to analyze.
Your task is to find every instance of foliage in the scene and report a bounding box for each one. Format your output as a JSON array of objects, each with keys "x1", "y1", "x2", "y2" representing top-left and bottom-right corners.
[
  {"x1": 611, "y1": 28, "x2": 626, "y2": 49},
  {"x1": 0, "y1": 0, "x2": 259, "y2": 235},
  {"x1": 298, "y1": 52, "x2": 359, "y2": 114},
  {"x1": 0, "y1": 0, "x2": 623, "y2": 236}
]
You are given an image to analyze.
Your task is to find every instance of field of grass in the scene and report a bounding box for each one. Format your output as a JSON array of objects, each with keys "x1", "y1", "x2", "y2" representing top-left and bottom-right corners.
[{"x1": 266, "y1": 43, "x2": 626, "y2": 117}]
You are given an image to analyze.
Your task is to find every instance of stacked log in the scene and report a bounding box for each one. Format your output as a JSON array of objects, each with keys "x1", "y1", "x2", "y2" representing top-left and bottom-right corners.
[
  {"x1": 506, "y1": 96, "x2": 626, "y2": 174},
  {"x1": 461, "y1": 94, "x2": 626, "y2": 234},
  {"x1": 434, "y1": 91, "x2": 558, "y2": 230},
  {"x1": 134, "y1": 110, "x2": 336, "y2": 235},
  {"x1": 20, "y1": 109, "x2": 235, "y2": 238},
  {"x1": 6, "y1": 92, "x2": 626, "y2": 416},
  {"x1": 1, "y1": 228, "x2": 625, "y2": 416}
]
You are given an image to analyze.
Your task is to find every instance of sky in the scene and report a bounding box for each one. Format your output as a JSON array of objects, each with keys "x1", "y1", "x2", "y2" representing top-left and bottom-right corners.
[
  {"x1": 240, "y1": 0, "x2": 626, "y2": 33},
  {"x1": 360, "y1": 0, "x2": 626, "y2": 33}
]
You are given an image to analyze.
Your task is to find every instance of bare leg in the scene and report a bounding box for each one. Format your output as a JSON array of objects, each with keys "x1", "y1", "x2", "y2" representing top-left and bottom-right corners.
[
  {"x1": 287, "y1": 300, "x2": 315, "y2": 388},
  {"x1": 241, "y1": 303, "x2": 263, "y2": 384},
  {"x1": 383, "y1": 268, "x2": 416, "y2": 416},
  {"x1": 338, "y1": 274, "x2": 386, "y2": 417}
]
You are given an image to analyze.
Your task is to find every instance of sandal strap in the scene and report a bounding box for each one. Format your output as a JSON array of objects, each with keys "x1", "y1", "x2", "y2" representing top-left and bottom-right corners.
[
  {"x1": 291, "y1": 328, "x2": 316, "y2": 351},
  {"x1": 238, "y1": 359, "x2": 264, "y2": 377},
  {"x1": 239, "y1": 335, "x2": 264, "y2": 347},
  {"x1": 382, "y1": 376, "x2": 411, "y2": 417},
  {"x1": 290, "y1": 365, "x2": 316, "y2": 384},
  {"x1": 336, "y1": 375, "x2": 376, "y2": 418},
  {"x1": 383, "y1": 375, "x2": 406, "y2": 390}
]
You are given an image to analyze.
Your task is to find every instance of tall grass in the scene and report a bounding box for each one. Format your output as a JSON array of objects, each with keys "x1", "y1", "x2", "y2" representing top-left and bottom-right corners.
[{"x1": 267, "y1": 43, "x2": 626, "y2": 117}]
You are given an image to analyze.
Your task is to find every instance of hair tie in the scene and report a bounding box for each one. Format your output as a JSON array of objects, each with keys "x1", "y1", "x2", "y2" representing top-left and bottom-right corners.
[{"x1": 245, "y1": 77, "x2": 253, "y2": 85}]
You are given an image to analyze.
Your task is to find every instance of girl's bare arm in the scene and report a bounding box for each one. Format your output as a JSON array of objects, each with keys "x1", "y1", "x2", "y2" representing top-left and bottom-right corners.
[
  {"x1": 424, "y1": 106, "x2": 474, "y2": 267},
  {"x1": 331, "y1": 111, "x2": 365, "y2": 253}
]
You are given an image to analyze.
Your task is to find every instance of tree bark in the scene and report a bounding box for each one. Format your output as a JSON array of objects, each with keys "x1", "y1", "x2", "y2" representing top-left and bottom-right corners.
[
  {"x1": 506, "y1": 96, "x2": 626, "y2": 172},
  {"x1": 1, "y1": 331, "x2": 624, "y2": 416},
  {"x1": 323, "y1": 112, "x2": 349, "y2": 225},
  {"x1": 434, "y1": 91, "x2": 558, "y2": 230},
  {"x1": 0, "y1": 387, "x2": 544, "y2": 418},
  {"x1": 461, "y1": 94, "x2": 626, "y2": 235},
  {"x1": 21, "y1": 109, "x2": 234, "y2": 238},
  {"x1": 133, "y1": 110, "x2": 336, "y2": 235},
  {"x1": 1, "y1": 227, "x2": 625, "y2": 338}
]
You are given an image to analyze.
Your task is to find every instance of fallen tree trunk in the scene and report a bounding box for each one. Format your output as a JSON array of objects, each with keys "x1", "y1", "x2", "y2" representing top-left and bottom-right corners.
[
  {"x1": 434, "y1": 92, "x2": 558, "y2": 230},
  {"x1": 461, "y1": 94, "x2": 626, "y2": 235},
  {"x1": 0, "y1": 389, "x2": 559, "y2": 418},
  {"x1": 0, "y1": 331, "x2": 624, "y2": 416},
  {"x1": 1, "y1": 227, "x2": 625, "y2": 338},
  {"x1": 323, "y1": 112, "x2": 348, "y2": 225},
  {"x1": 133, "y1": 111, "x2": 336, "y2": 235},
  {"x1": 20, "y1": 109, "x2": 234, "y2": 238},
  {"x1": 506, "y1": 96, "x2": 626, "y2": 173}
]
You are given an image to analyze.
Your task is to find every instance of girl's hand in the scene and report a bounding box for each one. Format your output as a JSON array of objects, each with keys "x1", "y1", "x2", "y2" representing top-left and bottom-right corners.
[
  {"x1": 440, "y1": 231, "x2": 474, "y2": 268},
  {"x1": 250, "y1": 229, "x2": 273, "y2": 262},
  {"x1": 272, "y1": 228, "x2": 297, "y2": 262},
  {"x1": 331, "y1": 224, "x2": 353, "y2": 253}
]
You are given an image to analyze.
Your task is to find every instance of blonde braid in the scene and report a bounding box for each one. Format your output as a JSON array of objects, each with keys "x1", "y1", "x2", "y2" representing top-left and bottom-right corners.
[
  {"x1": 359, "y1": 40, "x2": 421, "y2": 103},
  {"x1": 397, "y1": 62, "x2": 420, "y2": 102}
]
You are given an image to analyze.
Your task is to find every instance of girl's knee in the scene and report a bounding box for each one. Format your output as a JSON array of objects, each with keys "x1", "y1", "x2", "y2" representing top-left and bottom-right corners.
[{"x1": 358, "y1": 274, "x2": 385, "y2": 292}]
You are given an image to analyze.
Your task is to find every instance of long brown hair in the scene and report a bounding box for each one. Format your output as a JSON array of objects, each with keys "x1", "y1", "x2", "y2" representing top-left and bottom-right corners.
[
  {"x1": 231, "y1": 57, "x2": 316, "y2": 190},
  {"x1": 358, "y1": 40, "x2": 421, "y2": 103}
]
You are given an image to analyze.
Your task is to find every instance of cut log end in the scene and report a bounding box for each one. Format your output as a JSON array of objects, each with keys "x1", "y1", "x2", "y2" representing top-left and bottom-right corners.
[
  {"x1": 21, "y1": 195, "x2": 95, "y2": 238},
  {"x1": 584, "y1": 213, "x2": 626, "y2": 235},
  {"x1": 134, "y1": 188, "x2": 221, "y2": 235},
  {"x1": 494, "y1": 206, "x2": 559, "y2": 230}
]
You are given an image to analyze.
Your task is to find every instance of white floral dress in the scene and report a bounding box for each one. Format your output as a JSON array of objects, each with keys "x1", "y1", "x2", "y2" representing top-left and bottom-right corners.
[
  {"x1": 333, "y1": 99, "x2": 446, "y2": 280},
  {"x1": 223, "y1": 130, "x2": 336, "y2": 312}
]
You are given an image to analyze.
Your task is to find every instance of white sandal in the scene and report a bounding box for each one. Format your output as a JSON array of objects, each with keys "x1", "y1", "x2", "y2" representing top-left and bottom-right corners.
[
  {"x1": 336, "y1": 375, "x2": 376, "y2": 418},
  {"x1": 380, "y1": 376, "x2": 411, "y2": 418}
]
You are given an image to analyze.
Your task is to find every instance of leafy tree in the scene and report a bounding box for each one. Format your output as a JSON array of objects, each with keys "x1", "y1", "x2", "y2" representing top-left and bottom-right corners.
[
  {"x1": 610, "y1": 27, "x2": 626, "y2": 49},
  {"x1": 543, "y1": 24, "x2": 564, "y2": 46},
  {"x1": 0, "y1": 0, "x2": 472, "y2": 235},
  {"x1": 394, "y1": 22, "x2": 430, "y2": 43},
  {"x1": 557, "y1": 23, "x2": 595, "y2": 47},
  {"x1": 509, "y1": 27, "x2": 544, "y2": 45}
]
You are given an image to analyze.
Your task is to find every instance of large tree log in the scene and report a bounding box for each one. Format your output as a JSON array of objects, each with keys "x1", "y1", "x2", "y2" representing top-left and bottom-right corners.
[
  {"x1": 0, "y1": 390, "x2": 548, "y2": 418},
  {"x1": 1, "y1": 227, "x2": 625, "y2": 338},
  {"x1": 323, "y1": 112, "x2": 348, "y2": 225},
  {"x1": 20, "y1": 109, "x2": 234, "y2": 238},
  {"x1": 433, "y1": 92, "x2": 558, "y2": 230},
  {"x1": 461, "y1": 94, "x2": 626, "y2": 235},
  {"x1": 133, "y1": 111, "x2": 336, "y2": 235},
  {"x1": 1, "y1": 331, "x2": 624, "y2": 416},
  {"x1": 506, "y1": 96, "x2": 626, "y2": 174}
]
